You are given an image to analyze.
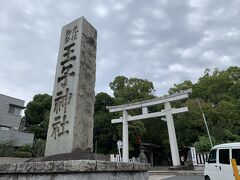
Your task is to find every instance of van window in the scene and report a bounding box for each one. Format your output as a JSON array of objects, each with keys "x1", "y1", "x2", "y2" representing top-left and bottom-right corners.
[
  {"x1": 232, "y1": 149, "x2": 240, "y2": 165},
  {"x1": 208, "y1": 149, "x2": 217, "y2": 163},
  {"x1": 219, "y1": 149, "x2": 230, "y2": 164}
]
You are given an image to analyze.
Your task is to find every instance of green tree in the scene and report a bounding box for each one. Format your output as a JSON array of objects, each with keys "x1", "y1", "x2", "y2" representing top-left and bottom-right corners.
[
  {"x1": 109, "y1": 76, "x2": 156, "y2": 157},
  {"x1": 110, "y1": 76, "x2": 155, "y2": 104},
  {"x1": 169, "y1": 80, "x2": 193, "y2": 94},
  {"x1": 93, "y1": 92, "x2": 117, "y2": 154},
  {"x1": 174, "y1": 99, "x2": 206, "y2": 147},
  {"x1": 25, "y1": 94, "x2": 52, "y2": 139},
  {"x1": 31, "y1": 139, "x2": 46, "y2": 157},
  {"x1": 194, "y1": 136, "x2": 216, "y2": 152},
  {"x1": 19, "y1": 66, "x2": 240, "y2": 164},
  {"x1": 168, "y1": 66, "x2": 240, "y2": 148},
  {"x1": 95, "y1": 92, "x2": 114, "y2": 112}
]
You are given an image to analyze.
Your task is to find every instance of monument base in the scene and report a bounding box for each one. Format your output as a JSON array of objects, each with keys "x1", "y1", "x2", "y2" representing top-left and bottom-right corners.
[
  {"x1": 0, "y1": 160, "x2": 150, "y2": 180},
  {"x1": 28, "y1": 150, "x2": 106, "y2": 162}
]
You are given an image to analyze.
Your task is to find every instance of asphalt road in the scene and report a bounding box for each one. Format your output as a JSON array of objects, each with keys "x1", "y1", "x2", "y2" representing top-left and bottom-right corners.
[{"x1": 164, "y1": 176, "x2": 204, "y2": 180}]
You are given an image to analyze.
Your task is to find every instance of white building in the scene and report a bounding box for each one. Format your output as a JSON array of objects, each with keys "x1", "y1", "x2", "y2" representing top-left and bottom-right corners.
[{"x1": 0, "y1": 94, "x2": 34, "y2": 146}]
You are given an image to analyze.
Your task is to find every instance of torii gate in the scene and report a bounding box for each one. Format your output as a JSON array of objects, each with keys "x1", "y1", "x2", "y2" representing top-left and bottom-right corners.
[{"x1": 107, "y1": 89, "x2": 192, "y2": 166}]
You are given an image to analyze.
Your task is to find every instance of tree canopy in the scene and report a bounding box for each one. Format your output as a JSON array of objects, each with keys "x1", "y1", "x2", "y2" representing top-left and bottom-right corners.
[
  {"x1": 169, "y1": 67, "x2": 240, "y2": 150},
  {"x1": 23, "y1": 66, "x2": 240, "y2": 163},
  {"x1": 24, "y1": 94, "x2": 51, "y2": 139},
  {"x1": 110, "y1": 76, "x2": 155, "y2": 104}
]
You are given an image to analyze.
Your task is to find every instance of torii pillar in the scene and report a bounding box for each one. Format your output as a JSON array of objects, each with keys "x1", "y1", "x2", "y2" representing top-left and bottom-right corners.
[
  {"x1": 122, "y1": 110, "x2": 129, "y2": 162},
  {"x1": 164, "y1": 101, "x2": 180, "y2": 166}
]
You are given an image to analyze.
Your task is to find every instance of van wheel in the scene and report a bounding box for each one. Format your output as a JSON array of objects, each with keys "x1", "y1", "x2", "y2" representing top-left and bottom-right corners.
[{"x1": 205, "y1": 176, "x2": 210, "y2": 180}]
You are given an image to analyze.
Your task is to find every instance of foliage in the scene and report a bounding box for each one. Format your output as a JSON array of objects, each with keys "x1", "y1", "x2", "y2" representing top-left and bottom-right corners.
[
  {"x1": 110, "y1": 76, "x2": 155, "y2": 104},
  {"x1": 0, "y1": 141, "x2": 16, "y2": 157},
  {"x1": 0, "y1": 139, "x2": 46, "y2": 158},
  {"x1": 12, "y1": 151, "x2": 32, "y2": 158},
  {"x1": 93, "y1": 92, "x2": 117, "y2": 154},
  {"x1": 109, "y1": 76, "x2": 155, "y2": 156},
  {"x1": 169, "y1": 66, "x2": 240, "y2": 147},
  {"x1": 174, "y1": 99, "x2": 206, "y2": 147},
  {"x1": 31, "y1": 139, "x2": 46, "y2": 157},
  {"x1": 14, "y1": 144, "x2": 32, "y2": 158},
  {"x1": 93, "y1": 76, "x2": 154, "y2": 156},
  {"x1": 18, "y1": 144, "x2": 31, "y2": 152},
  {"x1": 22, "y1": 66, "x2": 240, "y2": 164},
  {"x1": 194, "y1": 136, "x2": 216, "y2": 152},
  {"x1": 24, "y1": 94, "x2": 52, "y2": 139},
  {"x1": 169, "y1": 80, "x2": 193, "y2": 94},
  {"x1": 95, "y1": 92, "x2": 114, "y2": 112},
  {"x1": 0, "y1": 141, "x2": 32, "y2": 158}
]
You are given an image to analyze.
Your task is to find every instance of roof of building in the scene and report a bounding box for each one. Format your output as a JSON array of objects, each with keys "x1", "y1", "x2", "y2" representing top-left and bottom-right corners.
[
  {"x1": 0, "y1": 94, "x2": 24, "y2": 101},
  {"x1": 0, "y1": 94, "x2": 25, "y2": 108}
]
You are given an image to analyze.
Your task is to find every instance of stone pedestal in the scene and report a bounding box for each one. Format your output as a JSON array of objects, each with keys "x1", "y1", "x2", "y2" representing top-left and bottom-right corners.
[
  {"x1": 0, "y1": 160, "x2": 150, "y2": 180},
  {"x1": 29, "y1": 151, "x2": 106, "y2": 162}
]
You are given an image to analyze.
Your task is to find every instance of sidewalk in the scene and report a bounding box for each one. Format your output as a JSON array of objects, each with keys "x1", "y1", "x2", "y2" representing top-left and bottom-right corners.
[
  {"x1": 149, "y1": 175, "x2": 176, "y2": 180},
  {"x1": 149, "y1": 166, "x2": 204, "y2": 176}
]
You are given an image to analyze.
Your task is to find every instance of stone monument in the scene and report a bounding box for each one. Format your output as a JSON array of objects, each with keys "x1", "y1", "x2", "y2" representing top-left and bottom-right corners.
[{"x1": 45, "y1": 17, "x2": 96, "y2": 156}]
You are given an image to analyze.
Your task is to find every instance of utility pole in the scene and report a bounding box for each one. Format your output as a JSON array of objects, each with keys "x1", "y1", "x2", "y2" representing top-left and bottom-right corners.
[{"x1": 197, "y1": 98, "x2": 213, "y2": 148}]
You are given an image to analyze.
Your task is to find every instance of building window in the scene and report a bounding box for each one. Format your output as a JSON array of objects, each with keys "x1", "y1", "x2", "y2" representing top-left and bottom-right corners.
[
  {"x1": 219, "y1": 149, "x2": 230, "y2": 164},
  {"x1": 8, "y1": 105, "x2": 22, "y2": 115},
  {"x1": 8, "y1": 105, "x2": 15, "y2": 114}
]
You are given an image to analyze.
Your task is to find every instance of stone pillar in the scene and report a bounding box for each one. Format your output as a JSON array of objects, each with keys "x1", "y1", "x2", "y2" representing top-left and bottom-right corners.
[
  {"x1": 122, "y1": 110, "x2": 129, "y2": 162},
  {"x1": 45, "y1": 17, "x2": 97, "y2": 156},
  {"x1": 164, "y1": 102, "x2": 181, "y2": 166}
]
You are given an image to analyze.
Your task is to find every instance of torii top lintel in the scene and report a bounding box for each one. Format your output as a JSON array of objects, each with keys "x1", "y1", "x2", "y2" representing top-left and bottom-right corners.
[{"x1": 106, "y1": 89, "x2": 192, "y2": 113}]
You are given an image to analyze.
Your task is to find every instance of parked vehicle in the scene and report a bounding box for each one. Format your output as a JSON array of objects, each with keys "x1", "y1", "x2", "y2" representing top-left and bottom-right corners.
[{"x1": 204, "y1": 142, "x2": 240, "y2": 180}]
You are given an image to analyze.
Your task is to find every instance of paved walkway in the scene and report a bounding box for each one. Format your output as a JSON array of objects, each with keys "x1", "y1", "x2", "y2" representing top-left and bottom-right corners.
[
  {"x1": 150, "y1": 175, "x2": 204, "y2": 180},
  {"x1": 149, "y1": 175, "x2": 175, "y2": 180},
  {"x1": 149, "y1": 166, "x2": 203, "y2": 176}
]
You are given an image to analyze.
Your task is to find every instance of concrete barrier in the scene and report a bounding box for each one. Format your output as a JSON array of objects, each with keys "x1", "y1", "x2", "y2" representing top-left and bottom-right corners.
[
  {"x1": 0, "y1": 157, "x2": 29, "y2": 164},
  {"x1": 0, "y1": 160, "x2": 150, "y2": 180}
]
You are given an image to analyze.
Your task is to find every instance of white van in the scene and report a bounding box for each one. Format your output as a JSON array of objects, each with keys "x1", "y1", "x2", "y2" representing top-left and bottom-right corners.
[{"x1": 204, "y1": 142, "x2": 240, "y2": 180}]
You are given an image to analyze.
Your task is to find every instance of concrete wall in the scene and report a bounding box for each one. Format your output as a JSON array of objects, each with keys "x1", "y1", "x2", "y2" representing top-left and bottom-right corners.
[
  {"x1": 0, "y1": 113, "x2": 21, "y2": 130},
  {"x1": 0, "y1": 160, "x2": 150, "y2": 180},
  {"x1": 0, "y1": 157, "x2": 29, "y2": 165},
  {"x1": 0, "y1": 130, "x2": 34, "y2": 146},
  {"x1": 0, "y1": 172, "x2": 148, "y2": 180}
]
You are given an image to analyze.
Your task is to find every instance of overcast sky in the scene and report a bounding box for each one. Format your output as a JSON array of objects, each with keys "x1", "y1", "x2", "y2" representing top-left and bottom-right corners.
[{"x1": 0, "y1": 0, "x2": 240, "y2": 104}]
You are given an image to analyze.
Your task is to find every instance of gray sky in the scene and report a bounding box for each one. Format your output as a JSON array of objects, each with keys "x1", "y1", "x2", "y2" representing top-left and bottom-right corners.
[{"x1": 0, "y1": 0, "x2": 240, "y2": 104}]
